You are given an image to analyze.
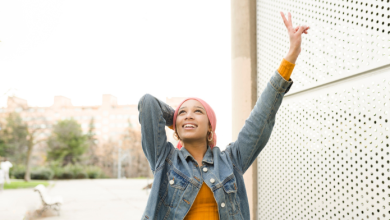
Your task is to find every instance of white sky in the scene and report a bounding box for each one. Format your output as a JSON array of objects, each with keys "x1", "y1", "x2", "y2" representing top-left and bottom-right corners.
[{"x1": 0, "y1": 0, "x2": 232, "y2": 148}]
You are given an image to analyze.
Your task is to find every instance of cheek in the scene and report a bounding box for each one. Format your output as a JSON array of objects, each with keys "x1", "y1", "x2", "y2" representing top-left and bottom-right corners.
[
  {"x1": 199, "y1": 117, "x2": 210, "y2": 132},
  {"x1": 175, "y1": 117, "x2": 183, "y2": 131}
]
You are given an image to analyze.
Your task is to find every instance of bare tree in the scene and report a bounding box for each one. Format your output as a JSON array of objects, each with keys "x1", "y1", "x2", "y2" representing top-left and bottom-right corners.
[
  {"x1": 24, "y1": 121, "x2": 48, "y2": 181},
  {"x1": 83, "y1": 117, "x2": 99, "y2": 166},
  {"x1": 96, "y1": 140, "x2": 117, "y2": 178},
  {"x1": 121, "y1": 127, "x2": 151, "y2": 178}
]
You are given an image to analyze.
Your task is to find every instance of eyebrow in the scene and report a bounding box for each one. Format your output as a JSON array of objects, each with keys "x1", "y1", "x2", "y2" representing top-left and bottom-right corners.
[
  {"x1": 179, "y1": 106, "x2": 205, "y2": 111},
  {"x1": 195, "y1": 106, "x2": 205, "y2": 110}
]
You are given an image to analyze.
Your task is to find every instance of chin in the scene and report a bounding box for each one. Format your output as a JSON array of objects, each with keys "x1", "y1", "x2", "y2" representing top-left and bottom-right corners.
[{"x1": 181, "y1": 135, "x2": 204, "y2": 143}]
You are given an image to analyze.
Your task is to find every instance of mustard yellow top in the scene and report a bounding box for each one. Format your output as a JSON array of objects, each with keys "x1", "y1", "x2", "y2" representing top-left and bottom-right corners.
[
  {"x1": 184, "y1": 182, "x2": 219, "y2": 220},
  {"x1": 277, "y1": 58, "x2": 295, "y2": 81},
  {"x1": 181, "y1": 59, "x2": 295, "y2": 220}
]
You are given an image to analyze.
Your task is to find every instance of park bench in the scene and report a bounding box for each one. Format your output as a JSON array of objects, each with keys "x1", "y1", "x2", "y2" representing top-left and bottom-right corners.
[{"x1": 34, "y1": 184, "x2": 63, "y2": 216}]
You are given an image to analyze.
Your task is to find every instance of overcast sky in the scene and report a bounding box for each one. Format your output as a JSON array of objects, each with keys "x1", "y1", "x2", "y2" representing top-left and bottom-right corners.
[{"x1": 0, "y1": 0, "x2": 232, "y2": 148}]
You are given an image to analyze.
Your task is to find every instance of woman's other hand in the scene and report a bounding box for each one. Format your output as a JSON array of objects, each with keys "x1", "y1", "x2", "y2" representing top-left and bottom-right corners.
[{"x1": 280, "y1": 12, "x2": 309, "y2": 64}]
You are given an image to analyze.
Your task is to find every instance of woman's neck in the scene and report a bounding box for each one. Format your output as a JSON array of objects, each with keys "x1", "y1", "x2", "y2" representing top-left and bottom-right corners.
[{"x1": 182, "y1": 140, "x2": 208, "y2": 166}]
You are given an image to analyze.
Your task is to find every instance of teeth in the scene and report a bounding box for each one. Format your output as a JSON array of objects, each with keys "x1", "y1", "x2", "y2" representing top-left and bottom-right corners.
[{"x1": 184, "y1": 125, "x2": 195, "y2": 128}]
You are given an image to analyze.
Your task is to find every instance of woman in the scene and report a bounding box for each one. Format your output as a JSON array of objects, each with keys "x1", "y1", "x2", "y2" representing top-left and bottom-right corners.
[{"x1": 138, "y1": 12, "x2": 309, "y2": 220}]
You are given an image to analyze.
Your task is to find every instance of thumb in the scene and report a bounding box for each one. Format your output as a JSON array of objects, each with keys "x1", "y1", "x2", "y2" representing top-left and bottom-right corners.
[{"x1": 297, "y1": 25, "x2": 306, "y2": 34}]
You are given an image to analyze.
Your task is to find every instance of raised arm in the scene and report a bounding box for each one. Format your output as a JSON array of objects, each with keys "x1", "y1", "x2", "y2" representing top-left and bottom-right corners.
[
  {"x1": 226, "y1": 12, "x2": 309, "y2": 174},
  {"x1": 281, "y1": 11, "x2": 309, "y2": 65},
  {"x1": 138, "y1": 94, "x2": 175, "y2": 173}
]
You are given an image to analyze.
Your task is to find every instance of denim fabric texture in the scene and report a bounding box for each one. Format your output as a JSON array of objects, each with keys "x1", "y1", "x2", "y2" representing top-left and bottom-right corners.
[{"x1": 138, "y1": 70, "x2": 293, "y2": 220}]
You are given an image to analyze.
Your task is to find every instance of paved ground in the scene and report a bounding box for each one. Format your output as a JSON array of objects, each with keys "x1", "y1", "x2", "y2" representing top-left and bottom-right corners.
[{"x1": 0, "y1": 178, "x2": 153, "y2": 220}]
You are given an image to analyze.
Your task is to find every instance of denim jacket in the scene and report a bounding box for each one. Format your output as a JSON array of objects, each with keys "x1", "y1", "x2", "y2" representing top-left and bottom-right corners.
[{"x1": 138, "y1": 70, "x2": 293, "y2": 220}]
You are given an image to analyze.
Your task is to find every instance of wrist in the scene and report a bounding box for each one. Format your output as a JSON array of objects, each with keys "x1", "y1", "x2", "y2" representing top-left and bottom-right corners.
[{"x1": 284, "y1": 51, "x2": 299, "y2": 64}]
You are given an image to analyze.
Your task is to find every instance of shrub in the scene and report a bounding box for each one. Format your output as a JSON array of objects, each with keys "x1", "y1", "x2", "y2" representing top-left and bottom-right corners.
[
  {"x1": 10, "y1": 165, "x2": 26, "y2": 179},
  {"x1": 60, "y1": 166, "x2": 74, "y2": 179},
  {"x1": 50, "y1": 166, "x2": 64, "y2": 180},
  {"x1": 10, "y1": 164, "x2": 106, "y2": 180},
  {"x1": 75, "y1": 171, "x2": 88, "y2": 179},
  {"x1": 86, "y1": 166, "x2": 103, "y2": 179},
  {"x1": 68, "y1": 164, "x2": 87, "y2": 179},
  {"x1": 31, "y1": 167, "x2": 54, "y2": 180}
]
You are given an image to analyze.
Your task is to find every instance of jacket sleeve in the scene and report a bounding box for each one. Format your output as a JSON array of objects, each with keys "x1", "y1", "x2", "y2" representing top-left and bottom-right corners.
[
  {"x1": 138, "y1": 94, "x2": 175, "y2": 173},
  {"x1": 226, "y1": 70, "x2": 293, "y2": 174}
]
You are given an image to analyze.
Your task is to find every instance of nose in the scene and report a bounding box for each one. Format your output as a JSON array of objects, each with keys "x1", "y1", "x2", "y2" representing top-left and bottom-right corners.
[{"x1": 184, "y1": 111, "x2": 194, "y2": 120}]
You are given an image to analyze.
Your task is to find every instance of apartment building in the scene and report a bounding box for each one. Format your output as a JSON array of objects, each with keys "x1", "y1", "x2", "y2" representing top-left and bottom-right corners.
[
  {"x1": 0, "y1": 95, "x2": 136, "y2": 144},
  {"x1": 0, "y1": 94, "x2": 185, "y2": 145}
]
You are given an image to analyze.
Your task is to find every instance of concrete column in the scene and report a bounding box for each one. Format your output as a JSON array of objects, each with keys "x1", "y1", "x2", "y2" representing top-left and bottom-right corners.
[{"x1": 231, "y1": 0, "x2": 257, "y2": 219}]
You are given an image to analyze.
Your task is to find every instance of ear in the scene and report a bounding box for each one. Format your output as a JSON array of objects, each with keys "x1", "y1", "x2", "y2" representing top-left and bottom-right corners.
[{"x1": 208, "y1": 123, "x2": 212, "y2": 133}]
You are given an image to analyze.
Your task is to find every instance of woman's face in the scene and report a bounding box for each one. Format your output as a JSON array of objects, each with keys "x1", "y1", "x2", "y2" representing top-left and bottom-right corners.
[{"x1": 176, "y1": 100, "x2": 210, "y2": 144}]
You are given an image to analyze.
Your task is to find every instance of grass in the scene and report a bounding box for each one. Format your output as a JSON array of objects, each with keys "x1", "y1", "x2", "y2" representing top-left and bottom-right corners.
[{"x1": 4, "y1": 179, "x2": 50, "y2": 190}]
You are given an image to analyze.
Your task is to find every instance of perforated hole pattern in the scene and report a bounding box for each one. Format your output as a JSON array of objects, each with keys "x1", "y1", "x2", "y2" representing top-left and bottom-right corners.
[
  {"x1": 256, "y1": 0, "x2": 390, "y2": 219},
  {"x1": 256, "y1": 0, "x2": 390, "y2": 93},
  {"x1": 257, "y1": 76, "x2": 390, "y2": 219}
]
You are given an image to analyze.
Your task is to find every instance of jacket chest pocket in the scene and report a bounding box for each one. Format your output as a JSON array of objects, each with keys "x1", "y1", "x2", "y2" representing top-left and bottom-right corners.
[
  {"x1": 163, "y1": 170, "x2": 190, "y2": 208},
  {"x1": 222, "y1": 176, "x2": 241, "y2": 215}
]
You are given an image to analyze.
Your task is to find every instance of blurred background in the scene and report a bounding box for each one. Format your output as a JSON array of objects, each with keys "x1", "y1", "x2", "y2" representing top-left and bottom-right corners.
[
  {"x1": 0, "y1": 0, "x2": 231, "y2": 179},
  {"x1": 0, "y1": 1, "x2": 231, "y2": 219},
  {"x1": 1, "y1": 0, "x2": 389, "y2": 220}
]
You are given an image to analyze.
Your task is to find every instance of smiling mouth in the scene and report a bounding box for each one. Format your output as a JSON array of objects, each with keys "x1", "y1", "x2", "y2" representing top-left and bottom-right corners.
[{"x1": 183, "y1": 124, "x2": 197, "y2": 130}]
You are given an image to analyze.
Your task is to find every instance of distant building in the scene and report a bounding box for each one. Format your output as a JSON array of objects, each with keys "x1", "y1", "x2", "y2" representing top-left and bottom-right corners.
[
  {"x1": 0, "y1": 94, "x2": 186, "y2": 145},
  {"x1": 165, "y1": 97, "x2": 186, "y2": 147},
  {"x1": 0, "y1": 95, "x2": 138, "y2": 144},
  {"x1": 166, "y1": 97, "x2": 186, "y2": 109}
]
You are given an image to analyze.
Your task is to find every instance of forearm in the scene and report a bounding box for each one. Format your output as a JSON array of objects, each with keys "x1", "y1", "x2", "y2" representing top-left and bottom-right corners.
[
  {"x1": 138, "y1": 94, "x2": 174, "y2": 171},
  {"x1": 284, "y1": 50, "x2": 299, "y2": 64},
  {"x1": 279, "y1": 11, "x2": 309, "y2": 78}
]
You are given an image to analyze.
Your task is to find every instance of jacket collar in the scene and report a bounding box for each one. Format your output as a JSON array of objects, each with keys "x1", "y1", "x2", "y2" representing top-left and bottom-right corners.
[{"x1": 181, "y1": 145, "x2": 214, "y2": 165}]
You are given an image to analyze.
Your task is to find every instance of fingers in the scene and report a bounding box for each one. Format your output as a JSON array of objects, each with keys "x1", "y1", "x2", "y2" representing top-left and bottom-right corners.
[
  {"x1": 297, "y1": 26, "x2": 310, "y2": 34},
  {"x1": 303, "y1": 26, "x2": 310, "y2": 34},
  {"x1": 281, "y1": 12, "x2": 310, "y2": 34},
  {"x1": 297, "y1": 25, "x2": 308, "y2": 34},
  {"x1": 295, "y1": 26, "x2": 308, "y2": 33},
  {"x1": 280, "y1": 12, "x2": 289, "y2": 29}
]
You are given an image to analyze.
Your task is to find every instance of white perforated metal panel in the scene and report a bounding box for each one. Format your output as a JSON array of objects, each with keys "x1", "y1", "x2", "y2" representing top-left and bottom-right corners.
[
  {"x1": 256, "y1": 0, "x2": 390, "y2": 219},
  {"x1": 257, "y1": 66, "x2": 390, "y2": 219},
  {"x1": 257, "y1": 0, "x2": 390, "y2": 94}
]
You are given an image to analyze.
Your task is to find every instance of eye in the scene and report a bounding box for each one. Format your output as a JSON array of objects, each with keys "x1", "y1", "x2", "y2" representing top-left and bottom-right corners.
[
  {"x1": 179, "y1": 110, "x2": 185, "y2": 114},
  {"x1": 195, "y1": 110, "x2": 202, "y2": 113}
]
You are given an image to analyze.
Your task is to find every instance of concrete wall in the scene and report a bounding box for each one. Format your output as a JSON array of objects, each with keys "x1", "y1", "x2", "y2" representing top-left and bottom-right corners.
[{"x1": 231, "y1": 0, "x2": 257, "y2": 219}]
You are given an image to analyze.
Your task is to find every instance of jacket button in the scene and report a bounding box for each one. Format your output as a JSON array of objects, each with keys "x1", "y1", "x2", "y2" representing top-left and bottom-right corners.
[
  {"x1": 210, "y1": 178, "x2": 215, "y2": 184},
  {"x1": 221, "y1": 203, "x2": 225, "y2": 208},
  {"x1": 203, "y1": 167, "x2": 208, "y2": 172},
  {"x1": 169, "y1": 180, "x2": 174, "y2": 185}
]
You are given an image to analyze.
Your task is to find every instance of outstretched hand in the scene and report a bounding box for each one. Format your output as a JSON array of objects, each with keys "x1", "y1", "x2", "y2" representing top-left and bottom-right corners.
[{"x1": 280, "y1": 12, "x2": 309, "y2": 63}]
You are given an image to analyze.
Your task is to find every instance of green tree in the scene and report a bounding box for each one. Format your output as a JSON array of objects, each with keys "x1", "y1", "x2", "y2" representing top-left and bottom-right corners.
[
  {"x1": 0, "y1": 112, "x2": 48, "y2": 181},
  {"x1": 47, "y1": 119, "x2": 88, "y2": 166},
  {"x1": 0, "y1": 112, "x2": 28, "y2": 164}
]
